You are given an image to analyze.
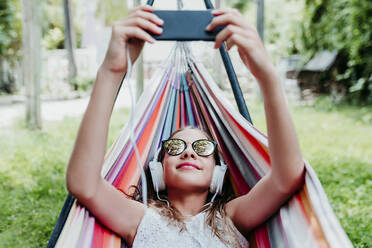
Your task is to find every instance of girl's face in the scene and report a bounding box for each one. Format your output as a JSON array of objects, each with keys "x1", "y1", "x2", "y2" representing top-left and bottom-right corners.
[{"x1": 162, "y1": 129, "x2": 216, "y2": 193}]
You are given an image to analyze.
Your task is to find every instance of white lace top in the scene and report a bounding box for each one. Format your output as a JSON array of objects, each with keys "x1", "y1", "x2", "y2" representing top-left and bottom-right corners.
[{"x1": 132, "y1": 207, "x2": 249, "y2": 248}]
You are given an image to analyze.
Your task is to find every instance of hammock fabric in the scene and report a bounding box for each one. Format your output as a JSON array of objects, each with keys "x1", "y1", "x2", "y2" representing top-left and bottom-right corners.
[{"x1": 48, "y1": 44, "x2": 352, "y2": 248}]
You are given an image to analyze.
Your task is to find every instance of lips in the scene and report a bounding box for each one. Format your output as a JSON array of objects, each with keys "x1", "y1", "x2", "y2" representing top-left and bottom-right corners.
[{"x1": 177, "y1": 163, "x2": 200, "y2": 170}]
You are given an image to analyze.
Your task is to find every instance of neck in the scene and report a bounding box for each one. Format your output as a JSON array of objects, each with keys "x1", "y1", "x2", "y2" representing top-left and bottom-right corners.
[{"x1": 167, "y1": 188, "x2": 209, "y2": 217}]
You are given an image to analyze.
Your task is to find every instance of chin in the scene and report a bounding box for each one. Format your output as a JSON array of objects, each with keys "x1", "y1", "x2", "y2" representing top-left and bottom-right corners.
[{"x1": 166, "y1": 174, "x2": 210, "y2": 192}]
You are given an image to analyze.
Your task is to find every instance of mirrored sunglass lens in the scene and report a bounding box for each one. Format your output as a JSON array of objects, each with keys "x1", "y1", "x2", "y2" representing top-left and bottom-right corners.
[
  {"x1": 164, "y1": 139, "x2": 185, "y2": 155},
  {"x1": 193, "y1": 140, "x2": 215, "y2": 156}
]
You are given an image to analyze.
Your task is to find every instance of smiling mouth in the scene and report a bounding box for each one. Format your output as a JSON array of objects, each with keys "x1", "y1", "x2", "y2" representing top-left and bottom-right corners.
[{"x1": 177, "y1": 163, "x2": 200, "y2": 170}]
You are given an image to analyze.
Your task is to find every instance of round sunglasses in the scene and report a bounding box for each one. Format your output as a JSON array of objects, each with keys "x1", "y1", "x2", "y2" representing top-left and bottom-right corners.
[{"x1": 162, "y1": 138, "x2": 217, "y2": 157}]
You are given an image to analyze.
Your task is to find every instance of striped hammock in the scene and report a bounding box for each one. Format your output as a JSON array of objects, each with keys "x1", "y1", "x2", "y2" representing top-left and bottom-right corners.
[{"x1": 48, "y1": 44, "x2": 352, "y2": 248}]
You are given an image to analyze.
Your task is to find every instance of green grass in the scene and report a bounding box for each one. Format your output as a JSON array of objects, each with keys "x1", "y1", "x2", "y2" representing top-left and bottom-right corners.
[
  {"x1": 0, "y1": 108, "x2": 129, "y2": 248},
  {"x1": 248, "y1": 96, "x2": 372, "y2": 248},
  {"x1": 0, "y1": 97, "x2": 371, "y2": 247}
]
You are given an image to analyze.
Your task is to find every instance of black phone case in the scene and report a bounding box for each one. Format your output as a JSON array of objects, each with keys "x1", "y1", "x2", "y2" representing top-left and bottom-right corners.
[{"x1": 151, "y1": 10, "x2": 224, "y2": 41}]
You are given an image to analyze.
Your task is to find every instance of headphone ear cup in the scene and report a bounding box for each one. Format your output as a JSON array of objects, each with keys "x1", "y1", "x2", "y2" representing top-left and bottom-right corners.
[
  {"x1": 210, "y1": 163, "x2": 227, "y2": 195},
  {"x1": 149, "y1": 161, "x2": 166, "y2": 192}
]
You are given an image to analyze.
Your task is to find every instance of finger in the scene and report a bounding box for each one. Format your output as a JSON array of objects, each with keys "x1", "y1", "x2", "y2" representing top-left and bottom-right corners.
[
  {"x1": 132, "y1": 9, "x2": 164, "y2": 26},
  {"x1": 129, "y1": 4, "x2": 154, "y2": 15},
  {"x1": 139, "y1": 4, "x2": 154, "y2": 12},
  {"x1": 225, "y1": 34, "x2": 245, "y2": 52},
  {"x1": 206, "y1": 13, "x2": 240, "y2": 32},
  {"x1": 228, "y1": 33, "x2": 255, "y2": 54},
  {"x1": 226, "y1": 37, "x2": 234, "y2": 51},
  {"x1": 225, "y1": 34, "x2": 246, "y2": 51},
  {"x1": 211, "y1": 9, "x2": 224, "y2": 16},
  {"x1": 214, "y1": 24, "x2": 242, "y2": 49},
  {"x1": 211, "y1": 8, "x2": 240, "y2": 17},
  {"x1": 123, "y1": 26, "x2": 156, "y2": 44},
  {"x1": 125, "y1": 17, "x2": 163, "y2": 35}
]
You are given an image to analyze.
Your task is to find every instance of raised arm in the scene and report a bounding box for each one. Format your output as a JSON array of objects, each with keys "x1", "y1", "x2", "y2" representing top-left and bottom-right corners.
[
  {"x1": 65, "y1": 5, "x2": 163, "y2": 244},
  {"x1": 206, "y1": 9, "x2": 305, "y2": 233}
]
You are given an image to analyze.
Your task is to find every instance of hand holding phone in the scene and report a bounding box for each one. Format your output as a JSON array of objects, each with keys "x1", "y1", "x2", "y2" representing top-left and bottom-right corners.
[{"x1": 150, "y1": 10, "x2": 225, "y2": 41}]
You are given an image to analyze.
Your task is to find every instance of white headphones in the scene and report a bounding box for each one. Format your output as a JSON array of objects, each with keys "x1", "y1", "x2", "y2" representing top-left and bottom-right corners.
[{"x1": 149, "y1": 148, "x2": 227, "y2": 196}]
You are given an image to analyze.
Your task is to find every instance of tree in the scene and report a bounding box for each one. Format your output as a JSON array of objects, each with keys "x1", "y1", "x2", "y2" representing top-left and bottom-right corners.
[
  {"x1": 256, "y1": 0, "x2": 264, "y2": 41},
  {"x1": 0, "y1": 0, "x2": 22, "y2": 93},
  {"x1": 63, "y1": 0, "x2": 78, "y2": 87},
  {"x1": 293, "y1": 0, "x2": 372, "y2": 104},
  {"x1": 21, "y1": 0, "x2": 42, "y2": 129},
  {"x1": 41, "y1": 0, "x2": 83, "y2": 50}
]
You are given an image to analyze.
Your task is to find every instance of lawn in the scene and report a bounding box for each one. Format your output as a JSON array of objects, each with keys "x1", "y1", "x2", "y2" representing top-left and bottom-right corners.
[{"x1": 0, "y1": 97, "x2": 371, "y2": 247}]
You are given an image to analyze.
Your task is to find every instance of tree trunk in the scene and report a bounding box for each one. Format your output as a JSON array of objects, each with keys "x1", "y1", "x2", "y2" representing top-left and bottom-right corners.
[
  {"x1": 21, "y1": 0, "x2": 42, "y2": 129},
  {"x1": 63, "y1": 0, "x2": 78, "y2": 88},
  {"x1": 0, "y1": 57, "x2": 4, "y2": 92},
  {"x1": 257, "y1": 0, "x2": 264, "y2": 42}
]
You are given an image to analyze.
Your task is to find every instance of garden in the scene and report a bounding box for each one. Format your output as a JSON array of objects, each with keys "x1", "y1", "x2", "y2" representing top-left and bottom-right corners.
[
  {"x1": 0, "y1": 97, "x2": 371, "y2": 247},
  {"x1": 0, "y1": 0, "x2": 371, "y2": 247}
]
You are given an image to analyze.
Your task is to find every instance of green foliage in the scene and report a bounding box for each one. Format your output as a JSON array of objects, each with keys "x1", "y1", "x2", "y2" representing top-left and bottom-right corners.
[
  {"x1": 96, "y1": 0, "x2": 129, "y2": 25},
  {"x1": 264, "y1": 0, "x2": 305, "y2": 58},
  {"x1": 224, "y1": 0, "x2": 306, "y2": 61},
  {"x1": 0, "y1": 0, "x2": 22, "y2": 61},
  {"x1": 225, "y1": 0, "x2": 253, "y2": 13},
  {"x1": 42, "y1": 27, "x2": 64, "y2": 49},
  {"x1": 0, "y1": 0, "x2": 21, "y2": 93},
  {"x1": 69, "y1": 76, "x2": 94, "y2": 92},
  {"x1": 41, "y1": 0, "x2": 83, "y2": 50},
  {"x1": 40, "y1": 0, "x2": 65, "y2": 49},
  {"x1": 293, "y1": 0, "x2": 372, "y2": 104},
  {"x1": 0, "y1": 0, "x2": 84, "y2": 54}
]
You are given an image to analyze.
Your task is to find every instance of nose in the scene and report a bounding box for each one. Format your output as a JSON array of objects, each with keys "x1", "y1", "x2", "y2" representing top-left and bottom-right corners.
[{"x1": 180, "y1": 144, "x2": 197, "y2": 159}]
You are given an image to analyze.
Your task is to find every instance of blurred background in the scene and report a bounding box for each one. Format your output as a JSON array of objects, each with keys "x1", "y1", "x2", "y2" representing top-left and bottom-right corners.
[
  {"x1": 0, "y1": 0, "x2": 371, "y2": 247},
  {"x1": 0, "y1": 0, "x2": 371, "y2": 125}
]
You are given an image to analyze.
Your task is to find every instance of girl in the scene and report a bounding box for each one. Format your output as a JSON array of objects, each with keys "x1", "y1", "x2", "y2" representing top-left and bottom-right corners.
[{"x1": 66, "y1": 5, "x2": 305, "y2": 247}]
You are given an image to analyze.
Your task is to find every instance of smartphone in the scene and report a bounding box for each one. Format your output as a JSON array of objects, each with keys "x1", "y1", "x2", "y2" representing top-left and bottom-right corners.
[{"x1": 151, "y1": 10, "x2": 225, "y2": 41}]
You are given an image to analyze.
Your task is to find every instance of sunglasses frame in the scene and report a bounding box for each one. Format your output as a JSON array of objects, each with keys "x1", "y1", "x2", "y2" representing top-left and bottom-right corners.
[{"x1": 162, "y1": 138, "x2": 217, "y2": 157}]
